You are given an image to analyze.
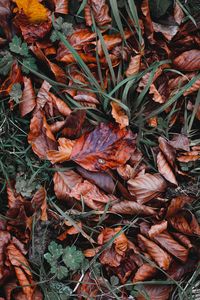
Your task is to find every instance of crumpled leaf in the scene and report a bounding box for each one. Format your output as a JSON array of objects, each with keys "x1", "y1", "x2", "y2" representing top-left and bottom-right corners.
[
  {"x1": 85, "y1": 0, "x2": 111, "y2": 27},
  {"x1": 173, "y1": 50, "x2": 200, "y2": 71},
  {"x1": 53, "y1": 170, "x2": 117, "y2": 210},
  {"x1": 111, "y1": 101, "x2": 129, "y2": 129},
  {"x1": 28, "y1": 110, "x2": 57, "y2": 159},
  {"x1": 13, "y1": 0, "x2": 48, "y2": 23},
  {"x1": 128, "y1": 173, "x2": 167, "y2": 204},
  {"x1": 138, "y1": 234, "x2": 172, "y2": 270},
  {"x1": 71, "y1": 122, "x2": 136, "y2": 172},
  {"x1": 47, "y1": 138, "x2": 75, "y2": 164},
  {"x1": 19, "y1": 76, "x2": 36, "y2": 117}
]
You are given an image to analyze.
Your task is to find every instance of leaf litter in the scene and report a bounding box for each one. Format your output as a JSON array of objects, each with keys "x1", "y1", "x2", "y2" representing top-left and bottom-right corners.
[{"x1": 0, "y1": 0, "x2": 200, "y2": 299}]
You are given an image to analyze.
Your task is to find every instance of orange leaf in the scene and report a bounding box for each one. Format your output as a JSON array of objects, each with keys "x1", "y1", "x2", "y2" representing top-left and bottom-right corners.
[
  {"x1": 125, "y1": 55, "x2": 141, "y2": 77},
  {"x1": 137, "y1": 285, "x2": 172, "y2": 300},
  {"x1": 111, "y1": 101, "x2": 129, "y2": 129},
  {"x1": 14, "y1": 0, "x2": 48, "y2": 23},
  {"x1": 19, "y1": 77, "x2": 36, "y2": 117},
  {"x1": 47, "y1": 138, "x2": 75, "y2": 164},
  {"x1": 148, "y1": 221, "x2": 168, "y2": 238},
  {"x1": 138, "y1": 234, "x2": 172, "y2": 270},
  {"x1": 31, "y1": 187, "x2": 47, "y2": 221},
  {"x1": 54, "y1": 0, "x2": 68, "y2": 14},
  {"x1": 132, "y1": 263, "x2": 157, "y2": 283},
  {"x1": 157, "y1": 151, "x2": 178, "y2": 185},
  {"x1": 173, "y1": 50, "x2": 200, "y2": 71},
  {"x1": 110, "y1": 200, "x2": 156, "y2": 216}
]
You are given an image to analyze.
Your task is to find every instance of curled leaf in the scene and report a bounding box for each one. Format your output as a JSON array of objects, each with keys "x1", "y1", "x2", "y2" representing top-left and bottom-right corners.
[{"x1": 111, "y1": 101, "x2": 129, "y2": 129}]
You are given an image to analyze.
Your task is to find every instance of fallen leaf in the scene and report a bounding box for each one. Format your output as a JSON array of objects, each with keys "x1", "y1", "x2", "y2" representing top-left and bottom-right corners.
[
  {"x1": 169, "y1": 211, "x2": 200, "y2": 236},
  {"x1": 125, "y1": 55, "x2": 141, "y2": 77},
  {"x1": 19, "y1": 76, "x2": 36, "y2": 117},
  {"x1": 138, "y1": 234, "x2": 172, "y2": 270},
  {"x1": 173, "y1": 50, "x2": 200, "y2": 71},
  {"x1": 111, "y1": 101, "x2": 129, "y2": 129},
  {"x1": 76, "y1": 166, "x2": 115, "y2": 194},
  {"x1": 166, "y1": 195, "x2": 191, "y2": 217},
  {"x1": 136, "y1": 284, "x2": 172, "y2": 300},
  {"x1": 13, "y1": 0, "x2": 48, "y2": 23},
  {"x1": 158, "y1": 137, "x2": 176, "y2": 167},
  {"x1": 148, "y1": 221, "x2": 168, "y2": 238},
  {"x1": 31, "y1": 186, "x2": 47, "y2": 221},
  {"x1": 28, "y1": 110, "x2": 57, "y2": 159},
  {"x1": 0, "y1": 231, "x2": 11, "y2": 280},
  {"x1": 110, "y1": 200, "x2": 156, "y2": 216},
  {"x1": 157, "y1": 151, "x2": 178, "y2": 185},
  {"x1": 128, "y1": 173, "x2": 167, "y2": 204},
  {"x1": 14, "y1": 267, "x2": 33, "y2": 300},
  {"x1": 61, "y1": 110, "x2": 86, "y2": 138},
  {"x1": 54, "y1": 0, "x2": 68, "y2": 14},
  {"x1": 132, "y1": 263, "x2": 157, "y2": 283},
  {"x1": 169, "y1": 134, "x2": 190, "y2": 151},
  {"x1": 71, "y1": 123, "x2": 136, "y2": 172},
  {"x1": 0, "y1": 0, "x2": 12, "y2": 40},
  {"x1": 47, "y1": 138, "x2": 75, "y2": 164},
  {"x1": 171, "y1": 232, "x2": 193, "y2": 249},
  {"x1": 86, "y1": 0, "x2": 111, "y2": 27}
]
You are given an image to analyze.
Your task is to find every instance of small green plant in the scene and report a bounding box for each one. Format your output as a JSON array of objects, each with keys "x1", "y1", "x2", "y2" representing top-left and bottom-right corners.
[
  {"x1": 44, "y1": 241, "x2": 86, "y2": 280},
  {"x1": 50, "y1": 17, "x2": 74, "y2": 42},
  {"x1": 9, "y1": 83, "x2": 22, "y2": 104}
]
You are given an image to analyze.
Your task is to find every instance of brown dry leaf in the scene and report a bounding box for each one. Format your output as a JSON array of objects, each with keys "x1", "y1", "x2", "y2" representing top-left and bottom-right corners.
[
  {"x1": 7, "y1": 243, "x2": 31, "y2": 276},
  {"x1": 110, "y1": 200, "x2": 156, "y2": 216},
  {"x1": 0, "y1": 231, "x2": 11, "y2": 280},
  {"x1": 132, "y1": 263, "x2": 157, "y2": 283},
  {"x1": 152, "y1": 231, "x2": 189, "y2": 262},
  {"x1": 86, "y1": 0, "x2": 111, "y2": 27},
  {"x1": 138, "y1": 234, "x2": 172, "y2": 270},
  {"x1": 61, "y1": 110, "x2": 86, "y2": 139},
  {"x1": 28, "y1": 110, "x2": 57, "y2": 159},
  {"x1": 76, "y1": 166, "x2": 115, "y2": 194},
  {"x1": 153, "y1": 22, "x2": 179, "y2": 41},
  {"x1": 53, "y1": 170, "x2": 117, "y2": 210},
  {"x1": 71, "y1": 123, "x2": 136, "y2": 172},
  {"x1": 166, "y1": 195, "x2": 191, "y2": 218},
  {"x1": 111, "y1": 101, "x2": 129, "y2": 129},
  {"x1": 128, "y1": 173, "x2": 167, "y2": 204},
  {"x1": 177, "y1": 154, "x2": 200, "y2": 162},
  {"x1": 184, "y1": 77, "x2": 200, "y2": 96},
  {"x1": 173, "y1": 50, "x2": 200, "y2": 71},
  {"x1": 149, "y1": 83, "x2": 165, "y2": 103},
  {"x1": 136, "y1": 285, "x2": 172, "y2": 300},
  {"x1": 157, "y1": 151, "x2": 178, "y2": 185},
  {"x1": 174, "y1": 2, "x2": 184, "y2": 25},
  {"x1": 171, "y1": 232, "x2": 193, "y2": 249},
  {"x1": 125, "y1": 55, "x2": 141, "y2": 77},
  {"x1": 148, "y1": 221, "x2": 168, "y2": 238},
  {"x1": 0, "y1": 62, "x2": 22, "y2": 96},
  {"x1": 54, "y1": 0, "x2": 68, "y2": 14},
  {"x1": 14, "y1": 267, "x2": 33, "y2": 300},
  {"x1": 169, "y1": 211, "x2": 200, "y2": 236},
  {"x1": 169, "y1": 134, "x2": 190, "y2": 151},
  {"x1": 19, "y1": 77, "x2": 36, "y2": 117},
  {"x1": 47, "y1": 138, "x2": 75, "y2": 164},
  {"x1": 31, "y1": 186, "x2": 47, "y2": 221},
  {"x1": 57, "y1": 222, "x2": 82, "y2": 241},
  {"x1": 0, "y1": 0, "x2": 12, "y2": 40},
  {"x1": 158, "y1": 137, "x2": 176, "y2": 167},
  {"x1": 141, "y1": 0, "x2": 154, "y2": 44}
]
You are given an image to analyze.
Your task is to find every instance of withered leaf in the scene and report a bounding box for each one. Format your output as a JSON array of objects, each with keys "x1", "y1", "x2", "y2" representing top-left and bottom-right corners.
[
  {"x1": 128, "y1": 173, "x2": 167, "y2": 204},
  {"x1": 132, "y1": 263, "x2": 157, "y2": 283},
  {"x1": 169, "y1": 211, "x2": 200, "y2": 236},
  {"x1": 54, "y1": 0, "x2": 68, "y2": 14},
  {"x1": 28, "y1": 110, "x2": 57, "y2": 159},
  {"x1": 19, "y1": 76, "x2": 36, "y2": 117},
  {"x1": 71, "y1": 123, "x2": 136, "y2": 172},
  {"x1": 110, "y1": 200, "x2": 156, "y2": 216},
  {"x1": 47, "y1": 138, "x2": 75, "y2": 164},
  {"x1": 138, "y1": 234, "x2": 172, "y2": 270},
  {"x1": 148, "y1": 221, "x2": 168, "y2": 238},
  {"x1": 111, "y1": 101, "x2": 129, "y2": 129},
  {"x1": 166, "y1": 195, "x2": 191, "y2": 218},
  {"x1": 125, "y1": 55, "x2": 141, "y2": 77},
  {"x1": 87, "y1": 0, "x2": 111, "y2": 27},
  {"x1": 157, "y1": 151, "x2": 178, "y2": 185},
  {"x1": 173, "y1": 50, "x2": 200, "y2": 71},
  {"x1": 137, "y1": 284, "x2": 172, "y2": 300},
  {"x1": 31, "y1": 186, "x2": 47, "y2": 221}
]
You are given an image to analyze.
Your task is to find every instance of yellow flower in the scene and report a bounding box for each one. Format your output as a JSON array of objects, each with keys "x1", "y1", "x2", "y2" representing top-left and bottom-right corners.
[{"x1": 14, "y1": 0, "x2": 48, "y2": 23}]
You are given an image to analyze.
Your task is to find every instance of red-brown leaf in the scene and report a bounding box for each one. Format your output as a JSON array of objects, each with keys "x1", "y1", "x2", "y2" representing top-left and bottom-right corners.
[
  {"x1": 54, "y1": 0, "x2": 68, "y2": 14},
  {"x1": 173, "y1": 50, "x2": 200, "y2": 71},
  {"x1": 111, "y1": 101, "x2": 129, "y2": 129},
  {"x1": 132, "y1": 263, "x2": 157, "y2": 283},
  {"x1": 86, "y1": 0, "x2": 111, "y2": 27},
  {"x1": 28, "y1": 110, "x2": 57, "y2": 159},
  {"x1": 169, "y1": 211, "x2": 200, "y2": 236},
  {"x1": 166, "y1": 195, "x2": 191, "y2": 217},
  {"x1": 148, "y1": 221, "x2": 168, "y2": 238},
  {"x1": 125, "y1": 55, "x2": 141, "y2": 77},
  {"x1": 128, "y1": 173, "x2": 167, "y2": 204},
  {"x1": 157, "y1": 151, "x2": 178, "y2": 185},
  {"x1": 110, "y1": 200, "x2": 156, "y2": 216},
  {"x1": 136, "y1": 285, "x2": 172, "y2": 300},
  {"x1": 138, "y1": 234, "x2": 172, "y2": 270},
  {"x1": 19, "y1": 77, "x2": 36, "y2": 117},
  {"x1": 71, "y1": 123, "x2": 136, "y2": 172}
]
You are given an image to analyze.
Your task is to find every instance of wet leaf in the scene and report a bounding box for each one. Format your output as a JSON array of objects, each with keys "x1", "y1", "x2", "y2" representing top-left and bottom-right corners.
[
  {"x1": 71, "y1": 123, "x2": 136, "y2": 172},
  {"x1": 128, "y1": 173, "x2": 167, "y2": 204}
]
